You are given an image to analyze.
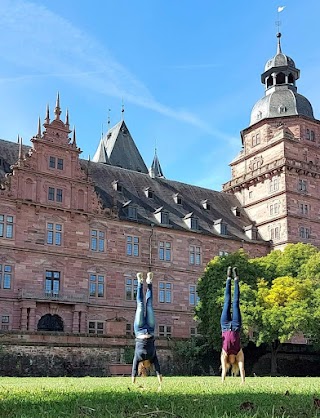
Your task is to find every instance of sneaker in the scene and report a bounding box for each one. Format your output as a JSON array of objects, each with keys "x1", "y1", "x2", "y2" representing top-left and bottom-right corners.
[
  {"x1": 146, "y1": 272, "x2": 153, "y2": 284},
  {"x1": 137, "y1": 272, "x2": 144, "y2": 283},
  {"x1": 233, "y1": 267, "x2": 239, "y2": 279},
  {"x1": 227, "y1": 266, "x2": 232, "y2": 278}
]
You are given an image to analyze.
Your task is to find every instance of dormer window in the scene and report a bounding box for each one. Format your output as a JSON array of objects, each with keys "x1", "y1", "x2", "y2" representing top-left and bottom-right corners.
[
  {"x1": 144, "y1": 187, "x2": 154, "y2": 198},
  {"x1": 256, "y1": 111, "x2": 262, "y2": 121},
  {"x1": 214, "y1": 219, "x2": 228, "y2": 236},
  {"x1": 112, "y1": 180, "x2": 122, "y2": 192},
  {"x1": 128, "y1": 206, "x2": 137, "y2": 220},
  {"x1": 232, "y1": 207, "x2": 241, "y2": 217},
  {"x1": 123, "y1": 201, "x2": 137, "y2": 220},
  {"x1": 278, "y1": 105, "x2": 286, "y2": 114},
  {"x1": 244, "y1": 225, "x2": 258, "y2": 240},
  {"x1": 154, "y1": 207, "x2": 169, "y2": 225},
  {"x1": 174, "y1": 194, "x2": 182, "y2": 205},
  {"x1": 184, "y1": 213, "x2": 199, "y2": 231},
  {"x1": 201, "y1": 200, "x2": 211, "y2": 210}
]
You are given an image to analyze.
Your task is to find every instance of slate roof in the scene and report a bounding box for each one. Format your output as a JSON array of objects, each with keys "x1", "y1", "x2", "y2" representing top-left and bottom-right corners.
[
  {"x1": 0, "y1": 138, "x2": 265, "y2": 243},
  {"x1": 82, "y1": 160, "x2": 263, "y2": 242},
  {"x1": 93, "y1": 120, "x2": 148, "y2": 173}
]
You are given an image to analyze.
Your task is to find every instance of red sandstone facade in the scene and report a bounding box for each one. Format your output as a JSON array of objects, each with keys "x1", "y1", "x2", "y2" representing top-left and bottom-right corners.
[
  {"x1": 223, "y1": 116, "x2": 320, "y2": 250},
  {"x1": 0, "y1": 101, "x2": 268, "y2": 340}
]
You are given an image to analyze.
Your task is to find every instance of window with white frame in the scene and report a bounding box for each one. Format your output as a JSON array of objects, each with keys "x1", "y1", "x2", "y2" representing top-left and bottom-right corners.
[
  {"x1": 49, "y1": 156, "x2": 64, "y2": 170},
  {"x1": 159, "y1": 325, "x2": 172, "y2": 337},
  {"x1": 189, "y1": 285, "x2": 199, "y2": 306},
  {"x1": 161, "y1": 211, "x2": 169, "y2": 225},
  {"x1": 0, "y1": 215, "x2": 13, "y2": 239},
  {"x1": 159, "y1": 241, "x2": 171, "y2": 261},
  {"x1": 299, "y1": 203, "x2": 309, "y2": 215},
  {"x1": 219, "y1": 250, "x2": 229, "y2": 256},
  {"x1": 91, "y1": 229, "x2": 105, "y2": 252},
  {"x1": 128, "y1": 205, "x2": 137, "y2": 220},
  {"x1": 88, "y1": 321, "x2": 104, "y2": 335},
  {"x1": 48, "y1": 187, "x2": 63, "y2": 202},
  {"x1": 126, "y1": 236, "x2": 139, "y2": 257},
  {"x1": 1, "y1": 315, "x2": 9, "y2": 330},
  {"x1": 298, "y1": 179, "x2": 307, "y2": 192},
  {"x1": 47, "y1": 223, "x2": 62, "y2": 246},
  {"x1": 45, "y1": 270, "x2": 60, "y2": 296},
  {"x1": 269, "y1": 202, "x2": 280, "y2": 216},
  {"x1": 159, "y1": 282, "x2": 172, "y2": 303},
  {"x1": 270, "y1": 226, "x2": 280, "y2": 241},
  {"x1": 252, "y1": 133, "x2": 260, "y2": 147},
  {"x1": 189, "y1": 245, "x2": 201, "y2": 265},
  {"x1": 190, "y1": 217, "x2": 199, "y2": 231},
  {"x1": 299, "y1": 227, "x2": 310, "y2": 239},
  {"x1": 125, "y1": 276, "x2": 138, "y2": 300},
  {"x1": 0, "y1": 264, "x2": 12, "y2": 289},
  {"x1": 269, "y1": 177, "x2": 279, "y2": 193},
  {"x1": 89, "y1": 274, "x2": 105, "y2": 297}
]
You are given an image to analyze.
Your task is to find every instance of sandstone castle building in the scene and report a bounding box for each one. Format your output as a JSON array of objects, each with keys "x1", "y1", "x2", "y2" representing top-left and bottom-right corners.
[{"x1": 0, "y1": 33, "x2": 318, "y2": 372}]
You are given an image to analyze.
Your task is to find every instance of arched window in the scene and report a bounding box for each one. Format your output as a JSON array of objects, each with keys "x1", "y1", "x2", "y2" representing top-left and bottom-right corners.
[
  {"x1": 276, "y1": 72, "x2": 285, "y2": 84},
  {"x1": 37, "y1": 314, "x2": 64, "y2": 331},
  {"x1": 266, "y1": 75, "x2": 273, "y2": 88}
]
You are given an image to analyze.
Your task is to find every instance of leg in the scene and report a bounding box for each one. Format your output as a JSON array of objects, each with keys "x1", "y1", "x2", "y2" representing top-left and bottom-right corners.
[
  {"x1": 220, "y1": 268, "x2": 232, "y2": 331},
  {"x1": 134, "y1": 273, "x2": 145, "y2": 335},
  {"x1": 231, "y1": 268, "x2": 242, "y2": 330},
  {"x1": 145, "y1": 272, "x2": 155, "y2": 334}
]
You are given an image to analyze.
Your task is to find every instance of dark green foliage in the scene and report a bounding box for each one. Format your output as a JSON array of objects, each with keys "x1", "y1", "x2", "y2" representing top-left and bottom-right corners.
[{"x1": 195, "y1": 250, "x2": 262, "y2": 348}]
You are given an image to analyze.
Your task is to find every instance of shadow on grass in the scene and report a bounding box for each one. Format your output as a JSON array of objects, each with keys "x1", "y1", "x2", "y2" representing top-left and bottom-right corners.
[{"x1": 0, "y1": 387, "x2": 319, "y2": 418}]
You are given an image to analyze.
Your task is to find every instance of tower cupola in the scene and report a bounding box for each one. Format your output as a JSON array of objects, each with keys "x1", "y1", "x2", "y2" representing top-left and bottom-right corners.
[{"x1": 250, "y1": 33, "x2": 314, "y2": 126}]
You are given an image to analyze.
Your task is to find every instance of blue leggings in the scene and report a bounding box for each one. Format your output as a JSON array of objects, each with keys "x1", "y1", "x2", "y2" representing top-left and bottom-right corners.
[
  {"x1": 220, "y1": 278, "x2": 241, "y2": 331},
  {"x1": 134, "y1": 282, "x2": 155, "y2": 336}
]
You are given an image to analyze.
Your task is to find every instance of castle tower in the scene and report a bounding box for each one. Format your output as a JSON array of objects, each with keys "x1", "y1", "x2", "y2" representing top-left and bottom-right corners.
[{"x1": 223, "y1": 33, "x2": 320, "y2": 250}]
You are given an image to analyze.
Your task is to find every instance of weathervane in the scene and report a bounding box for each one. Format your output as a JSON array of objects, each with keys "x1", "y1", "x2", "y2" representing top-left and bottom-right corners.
[{"x1": 276, "y1": 6, "x2": 285, "y2": 33}]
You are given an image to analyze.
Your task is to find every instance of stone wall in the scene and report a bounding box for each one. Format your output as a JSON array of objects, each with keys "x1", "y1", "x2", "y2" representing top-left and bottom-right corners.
[{"x1": 0, "y1": 331, "x2": 172, "y2": 377}]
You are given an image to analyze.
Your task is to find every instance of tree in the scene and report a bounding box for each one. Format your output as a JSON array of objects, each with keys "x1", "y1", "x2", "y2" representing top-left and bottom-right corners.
[
  {"x1": 248, "y1": 276, "x2": 313, "y2": 375},
  {"x1": 253, "y1": 243, "x2": 318, "y2": 282},
  {"x1": 275, "y1": 243, "x2": 318, "y2": 278},
  {"x1": 195, "y1": 250, "x2": 262, "y2": 349}
]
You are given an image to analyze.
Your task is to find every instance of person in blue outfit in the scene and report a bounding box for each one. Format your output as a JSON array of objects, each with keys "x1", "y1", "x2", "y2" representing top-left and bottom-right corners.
[
  {"x1": 220, "y1": 266, "x2": 245, "y2": 384},
  {"x1": 131, "y1": 272, "x2": 162, "y2": 387}
]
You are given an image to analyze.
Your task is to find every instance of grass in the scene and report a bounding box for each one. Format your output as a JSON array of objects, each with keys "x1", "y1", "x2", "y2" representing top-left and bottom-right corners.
[{"x1": 0, "y1": 376, "x2": 319, "y2": 418}]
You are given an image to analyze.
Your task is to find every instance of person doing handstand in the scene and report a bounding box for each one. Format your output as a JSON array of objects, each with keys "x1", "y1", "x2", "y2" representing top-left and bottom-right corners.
[
  {"x1": 131, "y1": 272, "x2": 162, "y2": 387},
  {"x1": 220, "y1": 266, "x2": 245, "y2": 384}
]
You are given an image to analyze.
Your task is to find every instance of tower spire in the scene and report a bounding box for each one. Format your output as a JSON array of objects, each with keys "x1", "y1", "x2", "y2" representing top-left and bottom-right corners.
[
  {"x1": 18, "y1": 135, "x2": 23, "y2": 163},
  {"x1": 121, "y1": 99, "x2": 124, "y2": 121},
  {"x1": 37, "y1": 117, "x2": 41, "y2": 138},
  {"x1": 54, "y1": 92, "x2": 61, "y2": 120},
  {"x1": 72, "y1": 126, "x2": 77, "y2": 146},
  {"x1": 45, "y1": 104, "x2": 50, "y2": 124},
  {"x1": 276, "y1": 32, "x2": 282, "y2": 54},
  {"x1": 65, "y1": 109, "x2": 70, "y2": 129}
]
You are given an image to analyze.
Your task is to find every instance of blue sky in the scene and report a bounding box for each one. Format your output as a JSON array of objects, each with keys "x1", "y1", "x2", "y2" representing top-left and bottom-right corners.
[{"x1": 1, "y1": 0, "x2": 320, "y2": 190}]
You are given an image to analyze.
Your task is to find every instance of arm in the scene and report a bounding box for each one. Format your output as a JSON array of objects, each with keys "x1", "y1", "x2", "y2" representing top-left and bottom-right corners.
[
  {"x1": 131, "y1": 354, "x2": 139, "y2": 384},
  {"x1": 237, "y1": 349, "x2": 245, "y2": 384},
  {"x1": 153, "y1": 354, "x2": 162, "y2": 387},
  {"x1": 220, "y1": 351, "x2": 227, "y2": 383}
]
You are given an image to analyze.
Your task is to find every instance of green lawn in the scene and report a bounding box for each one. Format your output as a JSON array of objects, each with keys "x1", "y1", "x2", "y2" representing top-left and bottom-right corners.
[{"x1": 0, "y1": 376, "x2": 319, "y2": 418}]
